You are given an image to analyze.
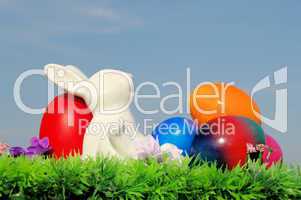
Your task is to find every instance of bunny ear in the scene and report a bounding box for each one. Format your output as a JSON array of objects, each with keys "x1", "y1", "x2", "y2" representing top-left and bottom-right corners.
[
  {"x1": 65, "y1": 65, "x2": 88, "y2": 80},
  {"x1": 44, "y1": 64, "x2": 89, "y2": 98}
]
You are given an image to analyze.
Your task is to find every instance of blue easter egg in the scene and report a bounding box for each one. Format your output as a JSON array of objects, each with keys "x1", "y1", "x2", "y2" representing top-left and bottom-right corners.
[{"x1": 152, "y1": 117, "x2": 197, "y2": 155}]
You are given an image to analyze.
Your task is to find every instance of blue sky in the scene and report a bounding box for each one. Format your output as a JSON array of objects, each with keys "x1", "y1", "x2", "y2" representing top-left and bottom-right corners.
[{"x1": 0, "y1": 1, "x2": 300, "y2": 163}]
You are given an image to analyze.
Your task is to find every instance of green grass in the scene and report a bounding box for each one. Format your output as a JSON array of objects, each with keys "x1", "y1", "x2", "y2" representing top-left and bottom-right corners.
[{"x1": 0, "y1": 156, "x2": 300, "y2": 200}]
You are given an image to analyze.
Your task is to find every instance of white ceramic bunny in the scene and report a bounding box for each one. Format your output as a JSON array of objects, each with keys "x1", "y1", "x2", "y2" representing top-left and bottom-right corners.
[{"x1": 44, "y1": 64, "x2": 147, "y2": 159}]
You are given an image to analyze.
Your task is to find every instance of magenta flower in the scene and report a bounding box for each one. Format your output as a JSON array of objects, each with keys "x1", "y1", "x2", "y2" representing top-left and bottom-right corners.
[
  {"x1": 9, "y1": 136, "x2": 51, "y2": 157},
  {"x1": 27, "y1": 136, "x2": 50, "y2": 155},
  {"x1": 30, "y1": 136, "x2": 40, "y2": 146},
  {"x1": 9, "y1": 146, "x2": 26, "y2": 157}
]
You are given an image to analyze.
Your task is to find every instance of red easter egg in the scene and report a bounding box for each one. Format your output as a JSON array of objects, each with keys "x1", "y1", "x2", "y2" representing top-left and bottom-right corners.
[{"x1": 39, "y1": 93, "x2": 93, "y2": 158}]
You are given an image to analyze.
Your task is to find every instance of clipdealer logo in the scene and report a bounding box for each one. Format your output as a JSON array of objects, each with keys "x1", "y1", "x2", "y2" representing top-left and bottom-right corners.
[{"x1": 13, "y1": 66, "x2": 287, "y2": 134}]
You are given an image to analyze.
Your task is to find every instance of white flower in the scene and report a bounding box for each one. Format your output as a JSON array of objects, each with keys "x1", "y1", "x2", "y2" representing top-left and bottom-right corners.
[
  {"x1": 160, "y1": 143, "x2": 183, "y2": 161},
  {"x1": 134, "y1": 135, "x2": 184, "y2": 163},
  {"x1": 134, "y1": 135, "x2": 161, "y2": 159}
]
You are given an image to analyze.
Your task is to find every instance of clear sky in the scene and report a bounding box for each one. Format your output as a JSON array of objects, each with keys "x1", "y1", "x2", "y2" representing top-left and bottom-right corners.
[{"x1": 0, "y1": 1, "x2": 300, "y2": 163}]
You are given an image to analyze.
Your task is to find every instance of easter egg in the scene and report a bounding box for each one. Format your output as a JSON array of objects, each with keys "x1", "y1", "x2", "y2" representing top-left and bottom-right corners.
[
  {"x1": 190, "y1": 82, "x2": 261, "y2": 125},
  {"x1": 152, "y1": 117, "x2": 197, "y2": 155},
  {"x1": 39, "y1": 93, "x2": 93, "y2": 158},
  {"x1": 190, "y1": 116, "x2": 265, "y2": 169},
  {"x1": 262, "y1": 134, "x2": 283, "y2": 168}
]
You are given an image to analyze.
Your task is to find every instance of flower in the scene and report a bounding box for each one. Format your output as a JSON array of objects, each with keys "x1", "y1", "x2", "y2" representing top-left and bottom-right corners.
[
  {"x1": 30, "y1": 136, "x2": 50, "y2": 149},
  {"x1": 39, "y1": 137, "x2": 50, "y2": 149},
  {"x1": 160, "y1": 143, "x2": 183, "y2": 161},
  {"x1": 135, "y1": 135, "x2": 162, "y2": 159},
  {"x1": 9, "y1": 136, "x2": 51, "y2": 157},
  {"x1": 0, "y1": 143, "x2": 9, "y2": 155},
  {"x1": 30, "y1": 136, "x2": 39, "y2": 147},
  {"x1": 9, "y1": 146, "x2": 26, "y2": 157},
  {"x1": 134, "y1": 135, "x2": 184, "y2": 163},
  {"x1": 26, "y1": 137, "x2": 51, "y2": 156},
  {"x1": 134, "y1": 135, "x2": 183, "y2": 162}
]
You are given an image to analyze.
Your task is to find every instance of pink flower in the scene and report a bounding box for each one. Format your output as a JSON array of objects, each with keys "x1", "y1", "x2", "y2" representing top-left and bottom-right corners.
[{"x1": 0, "y1": 143, "x2": 9, "y2": 155}]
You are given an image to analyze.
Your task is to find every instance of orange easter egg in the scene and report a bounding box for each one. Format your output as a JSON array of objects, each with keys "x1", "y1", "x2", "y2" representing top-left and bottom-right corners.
[{"x1": 190, "y1": 82, "x2": 261, "y2": 125}]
